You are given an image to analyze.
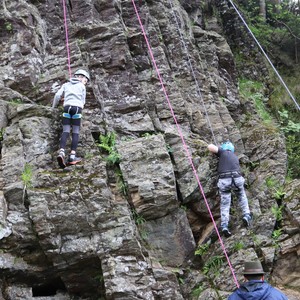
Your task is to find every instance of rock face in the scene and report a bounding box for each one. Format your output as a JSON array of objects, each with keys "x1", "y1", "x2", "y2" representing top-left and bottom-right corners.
[{"x1": 0, "y1": 0, "x2": 299, "y2": 299}]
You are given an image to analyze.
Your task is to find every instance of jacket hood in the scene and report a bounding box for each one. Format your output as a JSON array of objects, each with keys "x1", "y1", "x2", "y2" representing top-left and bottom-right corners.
[
  {"x1": 69, "y1": 78, "x2": 82, "y2": 84},
  {"x1": 236, "y1": 281, "x2": 271, "y2": 300}
]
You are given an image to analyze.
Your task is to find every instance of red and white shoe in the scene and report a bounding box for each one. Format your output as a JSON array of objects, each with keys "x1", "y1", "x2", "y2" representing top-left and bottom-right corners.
[{"x1": 68, "y1": 156, "x2": 82, "y2": 165}]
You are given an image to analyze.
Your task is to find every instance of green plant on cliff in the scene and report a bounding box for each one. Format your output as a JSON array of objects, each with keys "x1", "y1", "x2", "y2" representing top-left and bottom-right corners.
[
  {"x1": 233, "y1": 241, "x2": 245, "y2": 251},
  {"x1": 76, "y1": 37, "x2": 85, "y2": 46},
  {"x1": 271, "y1": 204, "x2": 283, "y2": 222},
  {"x1": 273, "y1": 186, "x2": 286, "y2": 201},
  {"x1": 0, "y1": 128, "x2": 4, "y2": 141},
  {"x1": 278, "y1": 110, "x2": 300, "y2": 178},
  {"x1": 141, "y1": 132, "x2": 153, "y2": 138},
  {"x1": 278, "y1": 110, "x2": 300, "y2": 133},
  {"x1": 132, "y1": 209, "x2": 145, "y2": 226},
  {"x1": 203, "y1": 255, "x2": 223, "y2": 277},
  {"x1": 285, "y1": 134, "x2": 300, "y2": 178},
  {"x1": 202, "y1": 255, "x2": 223, "y2": 300},
  {"x1": 97, "y1": 133, "x2": 129, "y2": 197},
  {"x1": 21, "y1": 163, "x2": 33, "y2": 188},
  {"x1": 240, "y1": 77, "x2": 300, "y2": 179},
  {"x1": 166, "y1": 143, "x2": 173, "y2": 154},
  {"x1": 195, "y1": 242, "x2": 210, "y2": 257},
  {"x1": 272, "y1": 228, "x2": 283, "y2": 249},
  {"x1": 265, "y1": 177, "x2": 286, "y2": 200},
  {"x1": 191, "y1": 283, "x2": 204, "y2": 297},
  {"x1": 9, "y1": 98, "x2": 23, "y2": 105},
  {"x1": 21, "y1": 163, "x2": 33, "y2": 205},
  {"x1": 94, "y1": 274, "x2": 104, "y2": 283},
  {"x1": 115, "y1": 169, "x2": 128, "y2": 197},
  {"x1": 97, "y1": 132, "x2": 120, "y2": 165},
  {"x1": 254, "y1": 96, "x2": 273, "y2": 123},
  {"x1": 132, "y1": 209, "x2": 148, "y2": 240},
  {"x1": 4, "y1": 21, "x2": 13, "y2": 33},
  {"x1": 238, "y1": 78, "x2": 273, "y2": 123}
]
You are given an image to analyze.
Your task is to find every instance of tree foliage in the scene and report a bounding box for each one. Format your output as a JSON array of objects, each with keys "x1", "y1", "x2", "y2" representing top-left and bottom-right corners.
[{"x1": 237, "y1": 0, "x2": 300, "y2": 64}]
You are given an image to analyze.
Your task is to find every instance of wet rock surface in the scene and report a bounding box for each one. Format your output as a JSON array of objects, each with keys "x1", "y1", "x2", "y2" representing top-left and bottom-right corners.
[{"x1": 0, "y1": 0, "x2": 299, "y2": 299}]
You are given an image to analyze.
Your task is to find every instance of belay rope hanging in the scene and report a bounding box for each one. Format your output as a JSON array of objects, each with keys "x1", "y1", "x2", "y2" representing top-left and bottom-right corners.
[{"x1": 62, "y1": 0, "x2": 72, "y2": 78}]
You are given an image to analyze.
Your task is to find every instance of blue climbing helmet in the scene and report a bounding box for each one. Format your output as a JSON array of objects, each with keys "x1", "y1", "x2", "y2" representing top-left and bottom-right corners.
[{"x1": 221, "y1": 141, "x2": 235, "y2": 152}]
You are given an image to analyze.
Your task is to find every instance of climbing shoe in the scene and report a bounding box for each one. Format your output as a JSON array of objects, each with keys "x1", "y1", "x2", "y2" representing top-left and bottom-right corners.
[
  {"x1": 68, "y1": 156, "x2": 82, "y2": 165},
  {"x1": 242, "y1": 214, "x2": 252, "y2": 228},
  {"x1": 57, "y1": 150, "x2": 66, "y2": 169},
  {"x1": 221, "y1": 227, "x2": 232, "y2": 238}
]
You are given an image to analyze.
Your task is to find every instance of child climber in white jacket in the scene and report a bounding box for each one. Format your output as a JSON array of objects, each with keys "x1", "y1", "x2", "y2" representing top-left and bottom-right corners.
[{"x1": 52, "y1": 69, "x2": 90, "y2": 168}]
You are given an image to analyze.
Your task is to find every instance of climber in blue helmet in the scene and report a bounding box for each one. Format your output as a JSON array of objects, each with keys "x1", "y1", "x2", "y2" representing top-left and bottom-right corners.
[
  {"x1": 228, "y1": 261, "x2": 288, "y2": 300},
  {"x1": 208, "y1": 141, "x2": 252, "y2": 237},
  {"x1": 52, "y1": 69, "x2": 90, "y2": 168}
]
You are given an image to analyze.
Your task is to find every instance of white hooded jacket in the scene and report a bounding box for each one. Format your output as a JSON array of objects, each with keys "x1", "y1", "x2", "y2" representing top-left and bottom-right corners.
[{"x1": 52, "y1": 78, "x2": 86, "y2": 109}]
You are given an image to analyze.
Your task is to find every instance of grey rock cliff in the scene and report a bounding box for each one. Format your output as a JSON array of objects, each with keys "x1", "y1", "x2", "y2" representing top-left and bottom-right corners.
[{"x1": 0, "y1": 0, "x2": 299, "y2": 299}]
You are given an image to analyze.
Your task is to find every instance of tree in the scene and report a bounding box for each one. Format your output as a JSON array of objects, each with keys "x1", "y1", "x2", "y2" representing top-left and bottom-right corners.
[
  {"x1": 270, "y1": 0, "x2": 281, "y2": 13},
  {"x1": 259, "y1": 0, "x2": 266, "y2": 20}
]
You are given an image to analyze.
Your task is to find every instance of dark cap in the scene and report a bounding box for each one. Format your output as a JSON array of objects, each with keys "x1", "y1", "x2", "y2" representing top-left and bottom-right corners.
[{"x1": 243, "y1": 261, "x2": 265, "y2": 275}]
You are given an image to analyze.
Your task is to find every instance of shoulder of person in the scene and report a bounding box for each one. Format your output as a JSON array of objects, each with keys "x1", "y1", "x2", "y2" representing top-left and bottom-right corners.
[
  {"x1": 62, "y1": 81, "x2": 71, "y2": 88},
  {"x1": 79, "y1": 82, "x2": 86, "y2": 89},
  {"x1": 227, "y1": 291, "x2": 238, "y2": 300},
  {"x1": 270, "y1": 286, "x2": 288, "y2": 299}
]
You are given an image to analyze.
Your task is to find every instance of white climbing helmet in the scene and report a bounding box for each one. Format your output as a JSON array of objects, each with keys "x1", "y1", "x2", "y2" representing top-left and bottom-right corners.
[{"x1": 74, "y1": 69, "x2": 90, "y2": 81}]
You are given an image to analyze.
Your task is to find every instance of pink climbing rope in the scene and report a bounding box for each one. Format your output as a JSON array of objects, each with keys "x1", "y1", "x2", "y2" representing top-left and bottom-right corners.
[
  {"x1": 131, "y1": 0, "x2": 240, "y2": 289},
  {"x1": 62, "y1": 0, "x2": 72, "y2": 78}
]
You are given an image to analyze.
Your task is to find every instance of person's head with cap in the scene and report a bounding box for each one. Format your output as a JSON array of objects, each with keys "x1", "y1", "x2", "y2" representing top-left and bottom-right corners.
[{"x1": 243, "y1": 261, "x2": 265, "y2": 281}]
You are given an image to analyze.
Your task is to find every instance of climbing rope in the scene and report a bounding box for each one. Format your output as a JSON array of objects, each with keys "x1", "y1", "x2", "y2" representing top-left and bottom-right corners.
[
  {"x1": 228, "y1": 0, "x2": 300, "y2": 111},
  {"x1": 131, "y1": 0, "x2": 240, "y2": 289},
  {"x1": 167, "y1": 0, "x2": 217, "y2": 145},
  {"x1": 62, "y1": 0, "x2": 72, "y2": 78}
]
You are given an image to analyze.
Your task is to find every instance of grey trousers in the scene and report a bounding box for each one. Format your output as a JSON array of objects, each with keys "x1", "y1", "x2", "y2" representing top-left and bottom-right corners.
[{"x1": 217, "y1": 176, "x2": 250, "y2": 228}]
